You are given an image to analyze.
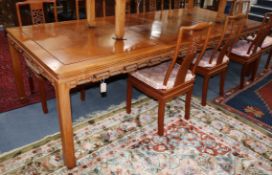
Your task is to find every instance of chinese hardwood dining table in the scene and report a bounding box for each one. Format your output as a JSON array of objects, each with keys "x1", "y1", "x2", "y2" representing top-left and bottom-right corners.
[{"x1": 6, "y1": 7, "x2": 261, "y2": 168}]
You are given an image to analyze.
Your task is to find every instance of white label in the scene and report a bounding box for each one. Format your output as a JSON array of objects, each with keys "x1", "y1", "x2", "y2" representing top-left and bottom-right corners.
[{"x1": 100, "y1": 82, "x2": 107, "y2": 93}]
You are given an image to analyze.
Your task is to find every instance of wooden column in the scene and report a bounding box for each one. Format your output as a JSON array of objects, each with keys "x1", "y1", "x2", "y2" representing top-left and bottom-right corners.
[
  {"x1": 115, "y1": 0, "x2": 126, "y2": 39},
  {"x1": 217, "y1": 0, "x2": 227, "y2": 18},
  {"x1": 86, "y1": 0, "x2": 95, "y2": 27}
]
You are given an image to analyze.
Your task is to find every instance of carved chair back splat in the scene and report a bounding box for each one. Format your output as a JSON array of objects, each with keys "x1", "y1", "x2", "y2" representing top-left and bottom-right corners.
[
  {"x1": 76, "y1": 0, "x2": 132, "y2": 19},
  {"x1": 16, "y1": 0, "x2": 58, "y2": 26},
  {"x1": 229, "y1": 0, "x2": 250, "y2": 16}
]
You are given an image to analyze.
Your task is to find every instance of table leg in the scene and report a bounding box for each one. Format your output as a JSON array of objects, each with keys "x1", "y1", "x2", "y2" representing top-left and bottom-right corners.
[
  {"x1": 8, "y1": 41, "x2": 27, "y2": 101},
  {"x1": 55, "y1": 82, "x2": 76, "y2": 169}
]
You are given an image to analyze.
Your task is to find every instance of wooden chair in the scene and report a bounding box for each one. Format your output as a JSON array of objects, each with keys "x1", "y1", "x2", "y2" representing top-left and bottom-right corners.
[
  {"x1": 75, "y1": 0, "x2": 85, "y2": 19},
  {"x1": 262, "y1": 12, "x2": 272, "y2": 70},
  {"x1": 76, "y1": 0, "x2": 132, "y2": 19},
  {"x1": 126, "y1": 22, "x2": 212, "y2": 136},
  {"x1": 229, "y1": 0, "x2": 250, "y2": 17},
  {"x1": 141, "y1": 0, "x2": 157, "y2": 12},
  {"x1": 16, "y1": 0, "x2": 58, "y2": 27},
  {"x1": 245, "y1": 13, "x2": 272, "y2": 71},
  {"x1": 16, "y1": 0, "x2": 58, "y2": 113},
  {"x1": 229, "y1": 16, "x2": 270, "y2": 89},
  {"x1": 169, "y1": 0, "x2": 186, "y2": 9},
  {"x1": 194, "y1": 14, "x2": 247, "y2": 106},
  {"x1": 160, "y1": 0, "x2": 185, "y2": 10},
  {"x1": 16, "y1": 0, "x2": 84, "y2": 113}
]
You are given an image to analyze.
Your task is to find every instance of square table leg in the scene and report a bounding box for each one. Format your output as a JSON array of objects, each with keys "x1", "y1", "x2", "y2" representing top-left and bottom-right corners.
[
  {"x1": 8, "y1": 41, "x2": 27, "y2": 101},
  {"x1": 55, "y1": 82, "x2": 76, "y2": 169}
]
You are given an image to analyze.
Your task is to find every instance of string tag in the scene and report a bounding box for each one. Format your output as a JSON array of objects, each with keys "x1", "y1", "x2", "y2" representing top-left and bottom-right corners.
[{"x1": 100, "y1": 80, "x2": 107, "y2": 93}]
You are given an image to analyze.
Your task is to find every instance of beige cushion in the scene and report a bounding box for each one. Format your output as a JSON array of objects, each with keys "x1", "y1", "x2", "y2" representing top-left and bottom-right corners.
[
  {"x1": 246, "y1": 35, "x2": 272, "y2": 49},
  {"x1": 131, "y1": 61, "x2": 195, "y2": 90},
  {"x1": 196, "y1": 50, "x2": 229, "y2": 68},
  {"x1": 261, "y1": 36, "x2": 272, "y2": 48},
  {"x1": 231, "y1": 40, "x2": 260, "y2": 57},
  {"x1": 246, "y1": 35, "x2": 256, "y2": 41}
]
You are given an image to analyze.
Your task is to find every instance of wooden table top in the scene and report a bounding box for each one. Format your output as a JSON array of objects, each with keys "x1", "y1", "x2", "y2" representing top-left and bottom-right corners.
[{"x1": 7, "y1": 8, "x2": 261, "y2": 83}]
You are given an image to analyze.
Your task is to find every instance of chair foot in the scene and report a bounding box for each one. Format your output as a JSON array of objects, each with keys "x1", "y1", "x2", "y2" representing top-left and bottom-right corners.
[
  {"x1": 265, "y1": 49, "x2": 272, "y2": 70},
  {"x1": 240, "y1": 64, "x2": 247, "y2": 89},
  {"x1": 201, "y1": 76, "x2": 209, "y2": 106},
  {"x1": 28, "y1": 72, "x2": 35, "y2": 94},
  {"x1": 36, "y1": 76, "x2": 48, "y2": 114},
  {"x1": 185, "y1": 89, "x2": 193, "y2": 120},
  {"x1": 126, "y1": 78, "x2": 132, "y2": 114},
  {"x1": 219, "y1": 69, "x2": 227, "y2": 96},
  {"x1": 80, "y1": 89, "x2": 85, "y2": 101},
  {"x1": 251, "y1": 58, "x2": 260, "y2": 82},
  {"x1": 158, "y1": 100, "x2": 166, "y2": 136}
]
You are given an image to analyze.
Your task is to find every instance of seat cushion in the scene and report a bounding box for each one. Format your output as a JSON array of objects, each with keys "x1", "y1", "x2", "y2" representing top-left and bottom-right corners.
[
  {"x1": 196, "y1": 50, "x2": 229, "y2": 68},
  {"x1": 261, "y1": 36, "x2": 272, "y2": 48},
  {"x1": 131, "y1": 61, "x2": 195, "y2": 90},
  {"x1": 246, "y1": 35, "x2": 272, "y2": 49},
  {"x1": 246, "y1": 34, "x2": 256, "y2": 41},
  {"x1": 231, "y1": 40, "x2": 260, "y2": 57}
]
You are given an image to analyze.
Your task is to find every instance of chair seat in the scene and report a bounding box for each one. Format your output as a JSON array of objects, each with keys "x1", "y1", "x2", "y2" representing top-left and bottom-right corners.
[
  {"x1": 196, "y1": 50, "x2": 229, "y2": 68},
  {"x1": 131, "y1": 61, "x2": 195, "y2": 90},
  {"x1": 231, "y1": 40, "x2": 261, "y2": 57}
]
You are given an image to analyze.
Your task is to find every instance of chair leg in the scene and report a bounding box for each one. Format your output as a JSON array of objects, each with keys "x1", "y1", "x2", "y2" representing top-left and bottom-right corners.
[
  {"x1": 240, "y1": 64, "x2": 247, "y2": 89},
  {"x1": 219, "y1": 69, "x2": 227, "y2": 96},
  {"x1": 126, "y1": 77, "x2": 132, "y2": 114},
  {"x1": 265, "y1": 49, "x2": 272, "y2": 70},
  {"x1": 36, "y1": 76, "x2": 48, "y2": 114},
  {"x1": 158, "y1": 100, "x2": 166, "y2": 136},
  {"x1": 201, "y1": 76, "x2": 210, "y2": 106},
  {"x1": 245, "y1": 63, "x2": 252, "y2": 77},
  {"x1": 80, "y1": 89, "x2": 85, "y2": 101},
  {"x1": 28, "y1": 70, "x2": 35, "y2": 94},
  {"x1": 185, "y1": 89, "x2": 193, "y2": 120},
  {"x1": 251, "y1": 57, "x2": 260, "y2": 82}
]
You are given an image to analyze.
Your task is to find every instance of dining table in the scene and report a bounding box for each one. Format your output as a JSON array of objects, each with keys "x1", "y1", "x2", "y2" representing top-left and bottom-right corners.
[{"x1": 6, "y1": 7, "x2": 261, "y2": 168}]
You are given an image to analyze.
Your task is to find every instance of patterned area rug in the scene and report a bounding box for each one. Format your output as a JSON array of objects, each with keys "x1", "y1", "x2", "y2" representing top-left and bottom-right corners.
[
  {"x1": 0, "y1": 31, "x2": 54, "y2": 112},
  {"x1": 215, "y1": 71, "x2": 272, "y2": 133},
  {"x1": 0, "y1": 97, "x2": 271, "y2": 174}
]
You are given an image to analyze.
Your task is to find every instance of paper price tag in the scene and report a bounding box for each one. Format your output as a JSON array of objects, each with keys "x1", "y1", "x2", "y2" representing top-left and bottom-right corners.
[{"x1": 100, "y1": 82, "x2": 107, "y2": 93}]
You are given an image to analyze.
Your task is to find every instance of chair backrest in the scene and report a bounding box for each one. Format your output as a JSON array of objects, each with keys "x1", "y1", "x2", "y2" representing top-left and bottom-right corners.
[
  {"x1": 248, "y1": 13, "x2": 272, "y2": 54},
  {"x1": 208, "y1": 14, "x2": 247, "y2": 65},
  {"x1": 263, "y1": 12, "x2": 272, "y2": 35},
  {"x1": 168, "y1": 0, "x2": 186, "y2": 9},
  {"x1": 229, "y1": 0, "x2": 250, "y2": 16},
  {"x1": 163, "y1": 22, "x2": 212, "y2": 87},
  {"x1": 140, "y1": 0, "x2": 156, "y2": 12},
  {"x1": 16, "y1": 0, "x2": 57, "y2": 26},
  {"x1": 75, "y1": 0, "x2": 86, "y2": 19},
  {"x1": 76, "y1": 0, "x2": 106, "y2": 19},
  {"x1": 76, "y1": 0, "x2": 132, "y2": 19}
]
